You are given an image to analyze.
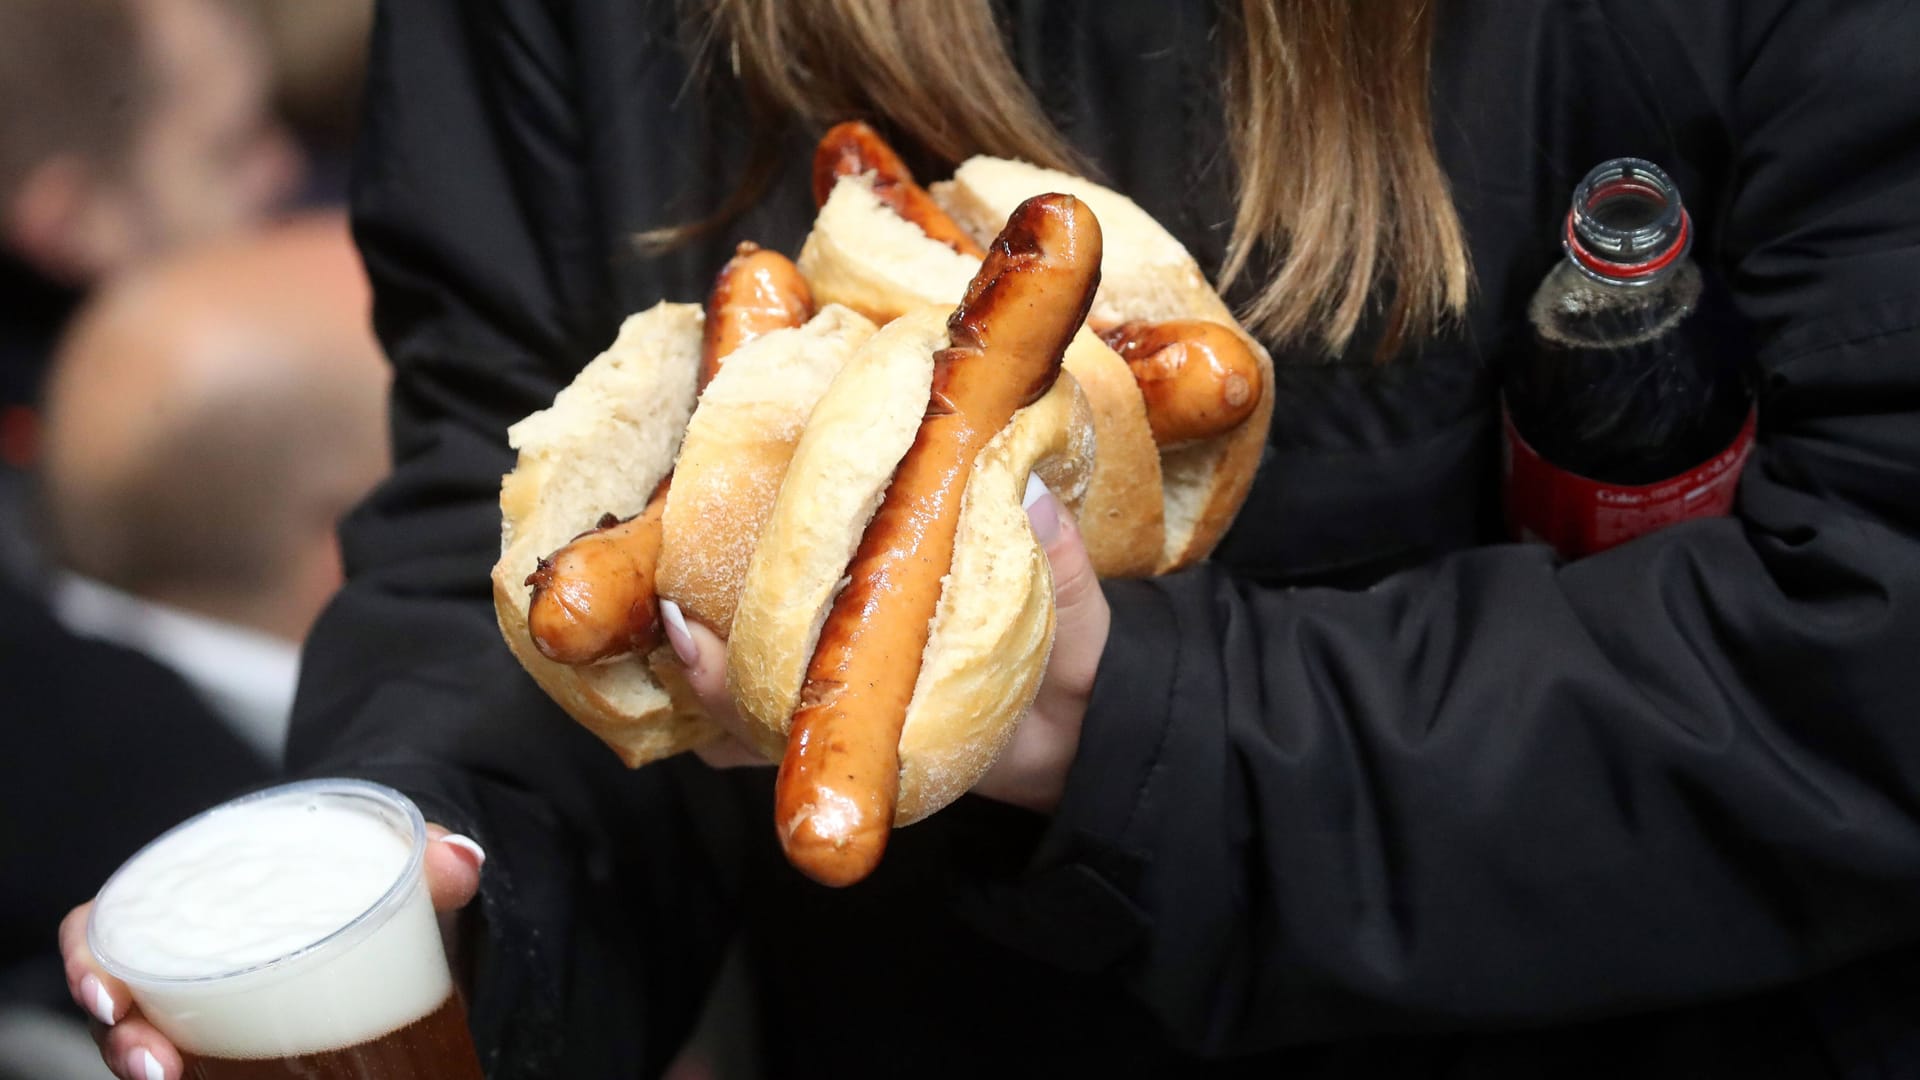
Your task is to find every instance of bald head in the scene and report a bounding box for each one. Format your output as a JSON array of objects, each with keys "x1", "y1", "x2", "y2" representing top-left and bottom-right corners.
[{"x1": 40, "y1": 214, "x2": 388, "y2": 642}]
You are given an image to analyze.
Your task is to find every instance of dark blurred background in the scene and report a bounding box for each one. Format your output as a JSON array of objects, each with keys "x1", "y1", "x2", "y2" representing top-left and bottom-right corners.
[
  {"x1": 0, "y1": 2, "x2": 380, "y2": 1076},
  {"x1": 0, "y1": 4, "x2": 758, "y2": 1078}
]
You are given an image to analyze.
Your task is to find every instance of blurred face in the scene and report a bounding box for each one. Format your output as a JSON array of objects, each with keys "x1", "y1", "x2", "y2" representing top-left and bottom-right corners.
[{"x1": 116, "y1": 0, "x2": 304, "y2": 257}]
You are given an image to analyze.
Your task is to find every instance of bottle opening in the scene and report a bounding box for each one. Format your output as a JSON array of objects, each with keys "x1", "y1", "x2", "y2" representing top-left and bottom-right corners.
[
  {"x1": 1587, "y1": 183, "x2": 1666, "y2": 231},
  {"x1": 1564, "y1": 158, "x2": 1691, "y2": 286}
]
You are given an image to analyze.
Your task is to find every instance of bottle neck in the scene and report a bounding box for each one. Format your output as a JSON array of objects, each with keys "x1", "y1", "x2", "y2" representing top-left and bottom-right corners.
[{"x1": 1562, "y1": 158, "x2": 1692, "y2": 287}]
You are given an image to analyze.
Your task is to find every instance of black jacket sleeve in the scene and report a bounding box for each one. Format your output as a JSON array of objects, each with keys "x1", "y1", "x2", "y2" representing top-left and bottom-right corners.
[
  {"x1": 984, "y1": 0, "x2": 1920, "y2": 1054},
  {"x1": 286, "y1": 3, "x2": 736, "y2": 1076}
]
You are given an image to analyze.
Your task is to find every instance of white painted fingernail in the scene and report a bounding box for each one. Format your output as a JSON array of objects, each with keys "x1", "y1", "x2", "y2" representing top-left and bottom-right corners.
[
  {"x1": 1022, "y1": 471, "x2": 1048, "y2": 509},
  {"x1": 82, "y1": 974, "x2": 114, "y2": 1026},
  {"x1": 659, "y1": 599, "x2": 698, "y2": 668},
  {"x1": 133, "y1": 1048, "x2": 164, "y2": 1080},
  {"x1": 441, "y1": 834, "x2": 486, "y2": 868},
  {"x1": 1025, "y1": 489, "x2": 1063, "y2": 545}
]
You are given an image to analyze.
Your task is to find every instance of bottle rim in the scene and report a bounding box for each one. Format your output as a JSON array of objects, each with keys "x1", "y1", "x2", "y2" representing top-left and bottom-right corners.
[{"x1": 1563, "y1": 157, "x2": 1692, "y2": 286}]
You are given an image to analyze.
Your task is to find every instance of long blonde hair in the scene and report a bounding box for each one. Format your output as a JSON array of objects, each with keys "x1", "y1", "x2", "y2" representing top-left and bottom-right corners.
[{"x1": 679, "y1": 0, "x2": 1469, "y2": 358}]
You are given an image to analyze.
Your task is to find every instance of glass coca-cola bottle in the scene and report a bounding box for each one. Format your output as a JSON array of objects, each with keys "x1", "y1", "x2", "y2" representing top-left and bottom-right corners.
[{"x1": 1502, "y1": 157, "x2": 1756, "y2": 558}]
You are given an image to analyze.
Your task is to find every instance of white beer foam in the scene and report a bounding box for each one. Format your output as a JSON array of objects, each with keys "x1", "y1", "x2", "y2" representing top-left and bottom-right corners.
[{"x1": 92, "y1": 790, "x2": 452, "y2": 1058}]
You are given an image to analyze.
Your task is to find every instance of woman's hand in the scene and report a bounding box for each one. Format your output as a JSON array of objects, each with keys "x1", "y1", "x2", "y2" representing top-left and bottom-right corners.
[
  {"x1": 973, "y1": 475, "x2": 1110, "y2": 812},
  {"x1": 60, "y1": 826, "x2": 487, "y2": 1080},
  {"x1": 663, "y1": 474, "x2": 1112, "y2": 813}
]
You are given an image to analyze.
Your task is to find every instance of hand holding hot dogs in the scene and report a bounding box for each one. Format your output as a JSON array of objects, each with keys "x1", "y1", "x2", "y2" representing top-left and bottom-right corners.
[
  {"x1": 494, "y1": 123, "x2": 1272, "y2": 886},
  {"x1": 666, "y1": 477, "x2": 1108, "y2": 816}
]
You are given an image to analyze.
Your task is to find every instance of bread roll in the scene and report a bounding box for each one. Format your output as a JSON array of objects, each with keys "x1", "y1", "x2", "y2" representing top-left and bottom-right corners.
[
  {"x1": 797, "y1": 175, "x2": 979, "y2": 326},
  {"x1": 492, "y1": 302, "x2": 875, "y2": 767},
  {"x1": 657, "y1": 304, "x2": 877, "y2": 638},
  {"x1": 491, "y1": 302, "x2": 716, "y2": 765}
]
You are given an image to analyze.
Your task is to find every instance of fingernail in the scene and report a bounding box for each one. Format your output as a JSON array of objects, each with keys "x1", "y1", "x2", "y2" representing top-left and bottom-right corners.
[
  {"x1": 135, "y1": 1047, "x2": 164, "y2": 1080},
  {"x1": 441, "y1": 834, "x2": 487, "y2": 870},
  {"x1": 659, "y1": 599, "x2": 698, "y2": 668},
  {"x1": 82, "y1": 973, "x2": 115, "y2": 1026},
  {"x1": 1023, "y1": 474, "x2": 1062, "y2": 545},
  {"x1": 1022, "y1": 471, "x2": 1048, "y2": 509}
]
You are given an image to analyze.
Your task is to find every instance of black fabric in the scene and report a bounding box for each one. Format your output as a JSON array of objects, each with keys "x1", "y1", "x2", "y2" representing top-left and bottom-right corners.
[
  {"x1": 0, "y1": 252, "x2": 82, "y2": 589},
  {"x1": 291, "y1": 0, "x2": 1920, "y2": 1075},
  {"x1": 0, "y1": 251, "x2": 77, "y2": 412},
  {"x1": 0, "y1": 581, "x2": 272, "y2": 1010}
]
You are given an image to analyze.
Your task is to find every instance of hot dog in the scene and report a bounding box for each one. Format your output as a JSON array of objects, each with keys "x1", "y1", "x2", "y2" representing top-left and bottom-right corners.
[
  {"x1": 802, "y1": 141, "x2": 1275, "y2": 573},
  {"x1": 656, "y1": 299, "x2": 878, "y2": 641},
  {"x1": 813, "y1": 121, "x2": 987, "y2": 258},
  {"x1": 524, "y1": 245, "x2": 814, "y2": 665},
  {"x1": 772, "y1": 193, "x2": 1100, "y2": 886},
  {"x1": 493, "y1": 286, "x2": 874, "y2": 766},
  {"x1": 937, "y1": 157, "x2": 1275, "y2": 572},
  {"x1": 1103, "y1": 319, "x2": 1263, "y2": 448},
  {"x1": 492, "y1": 303, "x2": 707, "y2": 762},
  {"x1": 799, "y1": 133, "x2": 1159, "y2": 576},
  {"x1": 812, "y1": 126, "x2": 1256, "y2": 452}
]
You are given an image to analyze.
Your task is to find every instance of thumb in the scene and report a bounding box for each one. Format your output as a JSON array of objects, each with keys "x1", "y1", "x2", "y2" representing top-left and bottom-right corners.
[
  {"x1": 659, "y1": 599, "x2": 732, "y2": 721},
  {"x1": 659, "y1": 600, "x2": 776, "y2": 766},
  {"x1": 422, "y1": 825, "x2": 484, "y2": 913},
  {"x1": 1024, "y1": 473, "x2": 1110, "y2": 693}
]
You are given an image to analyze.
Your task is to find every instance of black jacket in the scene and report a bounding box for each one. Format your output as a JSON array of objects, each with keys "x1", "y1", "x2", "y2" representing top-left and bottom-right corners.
[{"x1": 293, "y1": 1, "x2": 1920, "y2": 1076}]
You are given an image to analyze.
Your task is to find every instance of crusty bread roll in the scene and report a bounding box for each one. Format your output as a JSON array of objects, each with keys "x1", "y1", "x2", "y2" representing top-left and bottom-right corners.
[
  {"x1": 491, "y1": 302, "x2": 716, "y2": 765},
  {"x1": 797, "y1": 175, "x2": 979, "y2": 326},
  {"x1": 491, "y1": 302, "x2": 874, "y2": 767},
  {"x1": 656, "y1": 304, "x2": 876, "y2": 638},
  {"x1": 935, "y1": 159, "x2": 1232, "y2": 330},
  {"x1": 933, "y1": 156, "x2": 1276, "y2": 572},
  {"x1": 1056, "y1": 328, "x2": 1164, "y2": 576},
  {"x1": 797, "y1": 177, "x2": 1164, "y2": 578},
  {"x1": 727, "y1": 306, "x2": 1095, "y2": 823}
]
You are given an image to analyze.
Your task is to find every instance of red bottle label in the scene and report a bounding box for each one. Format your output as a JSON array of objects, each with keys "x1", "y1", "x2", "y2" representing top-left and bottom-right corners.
[{"x1": 1502, "y1": 407, "x2": 1756, "y2": 558}]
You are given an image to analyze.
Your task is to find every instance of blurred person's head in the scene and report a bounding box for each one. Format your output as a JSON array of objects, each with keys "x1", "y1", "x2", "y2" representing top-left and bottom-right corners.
[
  {"x1": 232, "y1": 0, "x2": 374, "y2": 152},
  {"x1": 37, "y1": 214, "x2": 388, "y2": 644},
  {"x1": 0, "y1": 0, "x2": 303, "y2": 289}
]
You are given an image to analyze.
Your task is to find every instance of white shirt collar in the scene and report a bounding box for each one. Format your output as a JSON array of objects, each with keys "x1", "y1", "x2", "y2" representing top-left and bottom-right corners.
[{"x1": 50, "y1": 574, "x2": 297, "y2": 766}]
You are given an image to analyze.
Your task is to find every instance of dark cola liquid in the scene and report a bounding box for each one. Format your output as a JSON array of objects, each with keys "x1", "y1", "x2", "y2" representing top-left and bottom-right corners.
[
  {"x1": 180, "y1": 994, "x2": 483, "y2": 1080},
  {"x1": 1507, "y1": 260, "x2": 1751, "y2": 485}
]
